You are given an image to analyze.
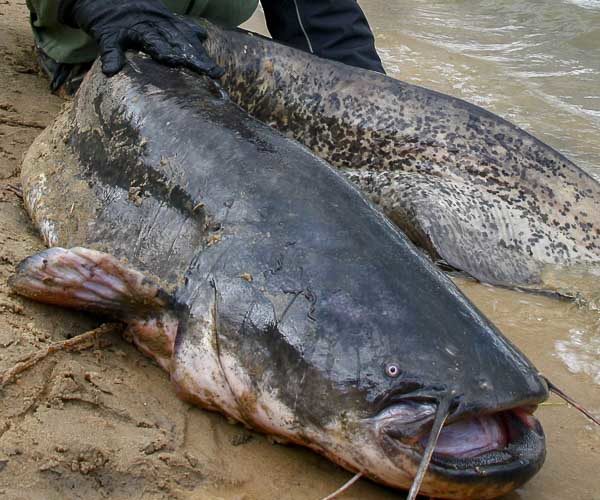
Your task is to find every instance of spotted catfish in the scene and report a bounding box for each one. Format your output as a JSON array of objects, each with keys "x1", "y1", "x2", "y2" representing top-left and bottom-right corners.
[
  {"x1": 201, "y1": 23, "x2": 600, "y2": 289},
  {"x1": 11, "y1": 56, "x2": 548, "y2": 499}
]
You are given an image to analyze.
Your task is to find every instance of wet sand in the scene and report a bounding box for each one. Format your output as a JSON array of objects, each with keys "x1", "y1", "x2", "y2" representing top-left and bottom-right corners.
[{"x1": 0, "y1": 2, "x2": 598, "y2": 499}]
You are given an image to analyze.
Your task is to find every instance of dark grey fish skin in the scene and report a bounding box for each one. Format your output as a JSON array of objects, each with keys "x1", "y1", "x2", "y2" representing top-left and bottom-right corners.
[
  {"x1": 14, "y1": 55, "x2": 547, "y2": 498},
  {"x1": 200, "y1": 23, "x2": 600, "y2": 288}
]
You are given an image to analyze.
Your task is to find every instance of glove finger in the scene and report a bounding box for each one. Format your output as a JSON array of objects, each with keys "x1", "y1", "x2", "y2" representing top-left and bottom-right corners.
[
  {"x1": 127, "y1": 23, "x2": 223, "y2": 78},
  {"x1": 154, "y1": 47, "x2": 223, "y2": 79},
  {"x1": 163, "y1": 24, "x2": 224, "y2": 77},
  {"x1": 139, "y1": 31, "x2": 187, "y2": 66},
  {"x1": 204, "y1": 62, "x2": 225, "y2": 79},
  {"x1": 177, "y1": 15, "x2": 208, "y2": 41},
  {"x1": 98, "y1": 32, "x2": 125, "y2": 76},
  {"x1": 141, "y1": 31, "x2": 173, "y2": 56},
  {"x1": 180, "y1": 46, "x2": 224, "y2": 78},
  {"x1": 125, "y1": 28, "x2": 184, "y2": 69},
  {"x1": 140, "y1": 33, "x2": 197, "y2": 72}
]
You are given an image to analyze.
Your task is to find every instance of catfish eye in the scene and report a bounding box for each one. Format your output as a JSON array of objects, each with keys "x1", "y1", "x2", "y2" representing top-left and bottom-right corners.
[{"x1": 385, "y1": 363, "x2": 400, "y2": 378}]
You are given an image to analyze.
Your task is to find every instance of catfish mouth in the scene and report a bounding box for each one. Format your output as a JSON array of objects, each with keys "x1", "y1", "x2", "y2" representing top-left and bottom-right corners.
[{"x1": 378, "y1": 403, "x2": 545, "y2": 480}]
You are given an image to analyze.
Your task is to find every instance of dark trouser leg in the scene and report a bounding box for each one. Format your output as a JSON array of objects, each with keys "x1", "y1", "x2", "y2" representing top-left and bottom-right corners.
[{"x1": 260, "y1": 0, "x2": 385, "y2": 73}]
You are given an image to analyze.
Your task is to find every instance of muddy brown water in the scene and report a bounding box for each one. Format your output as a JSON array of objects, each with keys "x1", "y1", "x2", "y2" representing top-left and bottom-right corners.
[{"x1": 0, "y1": 1, "x2": 597, "y2": 499}]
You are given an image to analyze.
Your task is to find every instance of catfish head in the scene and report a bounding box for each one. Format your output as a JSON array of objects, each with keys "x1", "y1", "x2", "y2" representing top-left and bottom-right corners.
[{"x1": 170, "y1": 260, "x2": 549, "y2": 500}]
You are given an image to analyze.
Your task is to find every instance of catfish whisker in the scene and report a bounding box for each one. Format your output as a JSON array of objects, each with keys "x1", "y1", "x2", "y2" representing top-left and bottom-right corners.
[
  {"x1": 320, "y1": 472, "x2": 363, "y2": 500},
  {"x1": 407, "y1": 398, "x2": 452, "y2": 500},
  {"x1": 543, "y1": 377, "x2": 599, "y2": 426}
]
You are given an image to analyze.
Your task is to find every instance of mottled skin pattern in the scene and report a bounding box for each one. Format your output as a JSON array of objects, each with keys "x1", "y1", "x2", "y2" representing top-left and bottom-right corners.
[
  {"x1": 201, "y1": 23, "x2": 600, "y2": 287},
  {"x1": 13, "y1": 56, "x2": 549, "y2": 499}
]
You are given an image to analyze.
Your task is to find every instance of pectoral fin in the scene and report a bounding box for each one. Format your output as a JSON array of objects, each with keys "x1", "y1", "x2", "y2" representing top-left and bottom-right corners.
[{"x1": 10, "y1": 247, "x2": 179, "y2": 371}]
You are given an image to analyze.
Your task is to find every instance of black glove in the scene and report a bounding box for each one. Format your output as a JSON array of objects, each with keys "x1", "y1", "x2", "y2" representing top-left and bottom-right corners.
[{"x1": 58, "y1": 0, "x2": 223, "y2": 78}]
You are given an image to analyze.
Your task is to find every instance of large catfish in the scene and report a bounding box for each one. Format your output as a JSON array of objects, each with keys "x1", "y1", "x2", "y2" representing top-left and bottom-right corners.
[
  {"x1": 199, "y1": 23, "x2": 600, "y2": 289},
  {"x1": 11, "y1": 56, "x2": 548, "y2": 499}
]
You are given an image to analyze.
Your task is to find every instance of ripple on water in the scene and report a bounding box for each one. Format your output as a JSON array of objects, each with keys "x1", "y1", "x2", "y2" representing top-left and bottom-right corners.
[
  {"x1": 555, "y1": 328, "x2": 600, "y2": 384},
  {"x1": 565, "y1": 0, "x2": 600, "y2": 9}
]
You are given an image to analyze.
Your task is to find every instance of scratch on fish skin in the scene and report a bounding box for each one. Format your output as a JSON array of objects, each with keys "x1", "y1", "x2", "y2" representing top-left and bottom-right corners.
[
  {"x1": 305, "y1": 288, "x2": 318, "y2": 321},
  {"x1": 166, "y1": 219, "x2": 189, "y2": 261},
  {"x1": 210, "y1": 278, "x2": 253, "y2": 428},
  {"x1": 133, "y1": 201, "x2": 164, "y2": 258},
  {"x1": 279, "y1": 290, "x2": 301, "y2": 323},
  {"x1": 293, "y1": 369, "x2": 308, "y2": 415}
]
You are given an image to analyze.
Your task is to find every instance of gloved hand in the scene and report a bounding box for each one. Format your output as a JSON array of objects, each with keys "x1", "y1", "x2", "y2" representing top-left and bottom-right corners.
[{"x1": 58, "y1": 0, "x2": 223, "y2": 78}]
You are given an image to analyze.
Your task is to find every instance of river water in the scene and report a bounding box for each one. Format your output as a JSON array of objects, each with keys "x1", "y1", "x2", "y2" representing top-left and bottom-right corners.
[
  {"x1": 364, "y1": 0, "x2": 600, "y2": 179},
  {"x1": 243, "y1": 3, "x2": 599, "y2": 499}
]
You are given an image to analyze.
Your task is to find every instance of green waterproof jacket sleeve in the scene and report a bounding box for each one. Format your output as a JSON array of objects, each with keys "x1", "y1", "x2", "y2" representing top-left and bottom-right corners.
[
  {"x1": 27, "y1": 0, "x2": 257, "y2": 64},
  {"x1": 27, "y1": 0, "x2": 98, "y2": 63}
]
